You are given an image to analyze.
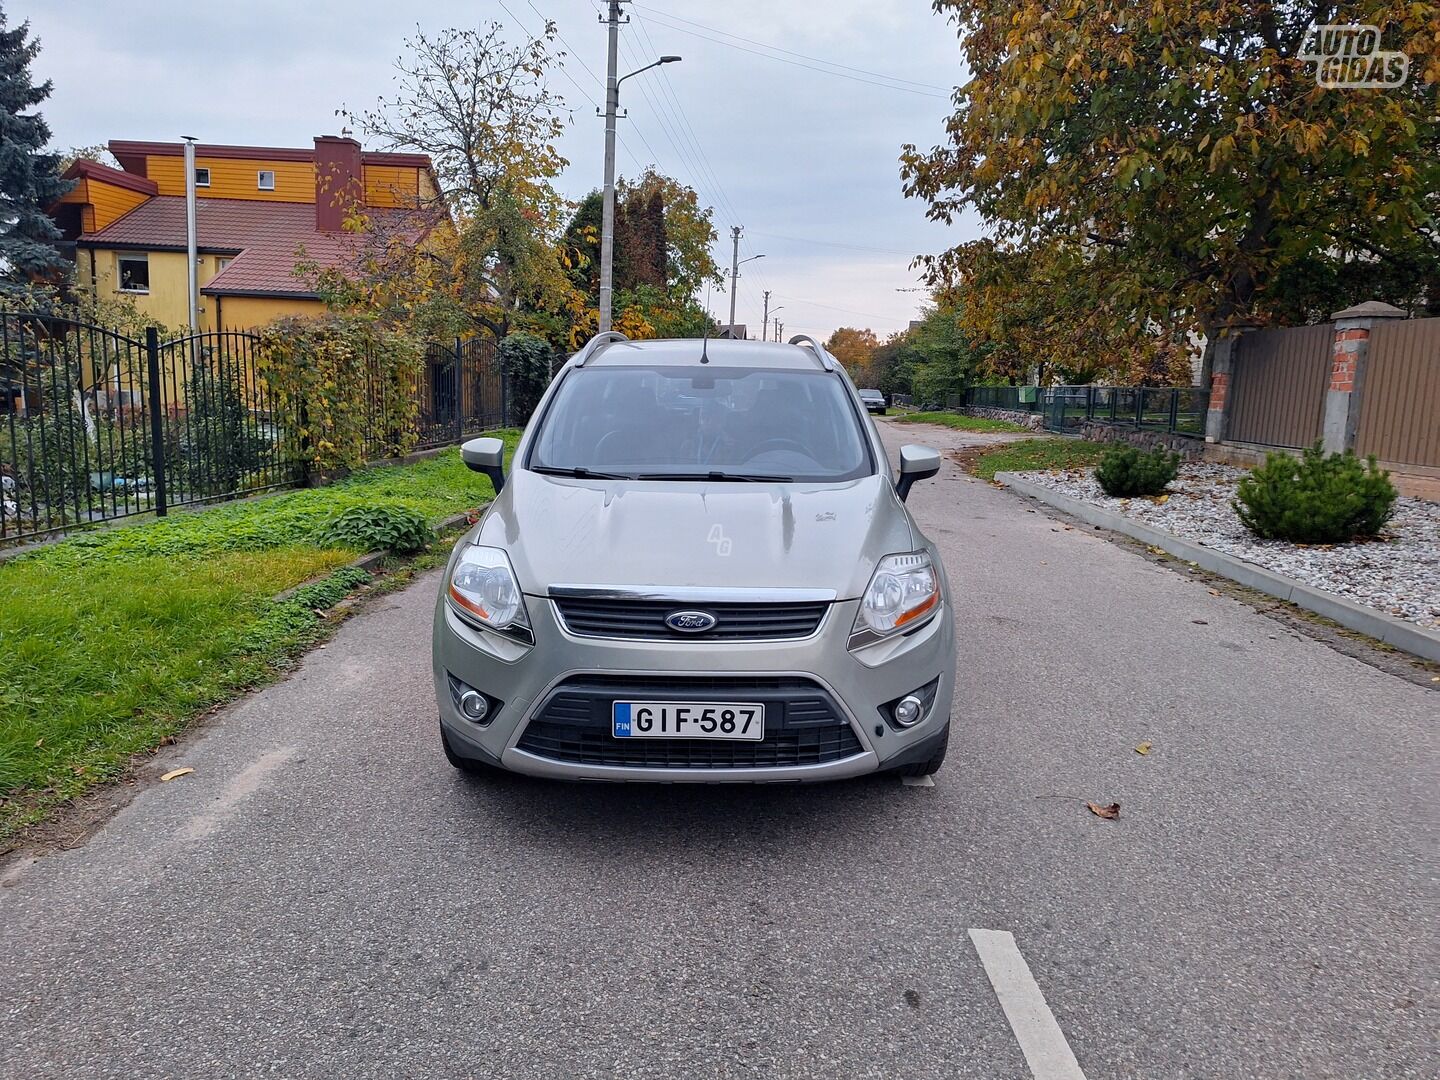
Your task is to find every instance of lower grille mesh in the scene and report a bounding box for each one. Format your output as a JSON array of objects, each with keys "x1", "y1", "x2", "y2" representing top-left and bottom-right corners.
[{"x1": 516, "y1": 675, "x2": 863, "y2": 769}]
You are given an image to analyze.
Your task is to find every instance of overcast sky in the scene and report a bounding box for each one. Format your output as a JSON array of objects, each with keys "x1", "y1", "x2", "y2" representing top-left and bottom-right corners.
[{"x1": 23, "y1": 0, "x2": 978, "y2": 339}]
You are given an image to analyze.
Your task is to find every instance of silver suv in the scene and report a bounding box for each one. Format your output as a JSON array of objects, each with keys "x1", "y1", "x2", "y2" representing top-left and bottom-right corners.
[{"x1": 432, "y1": 333, "x2": 954, "y2": 782}]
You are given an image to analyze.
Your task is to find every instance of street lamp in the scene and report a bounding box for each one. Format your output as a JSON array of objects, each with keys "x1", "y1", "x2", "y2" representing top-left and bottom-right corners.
[
  {"x1": 598, "y1": 17, "x2": 681, "y2": 333},
  {"x1": 728, "y1": 253, "x2": 764, "y2": 333}
]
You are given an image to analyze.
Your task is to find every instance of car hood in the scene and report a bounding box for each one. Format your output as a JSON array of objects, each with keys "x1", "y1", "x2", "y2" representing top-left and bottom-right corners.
[{"x1": 476, "y1": 470, "x2": 914, "y2": 599}]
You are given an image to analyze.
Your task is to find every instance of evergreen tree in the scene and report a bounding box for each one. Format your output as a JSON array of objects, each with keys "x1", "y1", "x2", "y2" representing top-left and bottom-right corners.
[{"x1": 0, "y1": 8, "x2": 72, "y2": 286}]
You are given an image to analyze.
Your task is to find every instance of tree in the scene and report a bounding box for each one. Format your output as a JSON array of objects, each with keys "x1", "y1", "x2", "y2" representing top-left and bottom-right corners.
[
  {"x1": 902, "y1": 1, "x2": 1440, "y2": 381},
  {"x1": 559, "y1": 170, "x2": 720, "y2": 344},
  {"x1": 0, "y1": 11, "x2": 71, "y2": 287},
  {"x1": 617, "y1": 167, "x2": 722, "y2": 298},
  {"x1": 905, "y1": 300, "x2": 989, "y2": 402},
  {"x1": 825, "y1": 327, "x2": 880, "y2": 380},
  {"x1": 338, "y1": 22, "x2": 577, "y2": 343}
]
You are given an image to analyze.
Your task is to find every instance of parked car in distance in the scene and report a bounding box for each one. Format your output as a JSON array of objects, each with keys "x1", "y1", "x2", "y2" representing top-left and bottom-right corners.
[
  {"x1": 434, "y1": 333, "x2": 954, "y2": 783},
  {"x1": 858, "y1": 388, "x2": 887, "y2": 414}
]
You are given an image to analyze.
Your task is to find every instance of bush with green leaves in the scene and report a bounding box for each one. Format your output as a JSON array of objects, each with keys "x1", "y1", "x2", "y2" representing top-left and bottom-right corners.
[
  {"x1": 317, "y1": 504, "x2": 433, "y2": 554},
  {"x1": 497, "y1": 332, "x2": 555, "y2": 424},
  {"x1": 1234, "y1": 444, "x2": 1396, "y2": 544},
  {"x1": 1095, "y1": 443, "x2": 1180, "y2": 497}
]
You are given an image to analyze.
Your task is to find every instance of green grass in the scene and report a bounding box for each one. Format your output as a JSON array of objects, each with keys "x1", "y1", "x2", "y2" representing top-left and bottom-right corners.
[
  {"x1": 0, "y1": 432, "x2": 519, "y2": 844},
  {"x1": 970, "y1": 437, "x2": 1111, "y2": 481},
  {"x1": 890, "y1": 411, "x2": 1029, "y2": 433}
]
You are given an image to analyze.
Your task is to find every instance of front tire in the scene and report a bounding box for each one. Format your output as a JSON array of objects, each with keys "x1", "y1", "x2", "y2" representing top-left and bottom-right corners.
[
  {"x1": 441, "y1": 723, "x2": 502, "y2": 778},
  {"x1": 893, "y1": 724, "x2": 948, "y2": 777}
]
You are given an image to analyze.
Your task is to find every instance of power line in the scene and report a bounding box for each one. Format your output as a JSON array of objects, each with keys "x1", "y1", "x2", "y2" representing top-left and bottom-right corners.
[
  {"x1": 630, "y1": 2, "x2": 951, "y2": 92},
  {"x1": 629, "y1": 5, "x2": 951, "y2": 99},
  {"x1": 774, "y1": 293, "x2": 914, "y2": 323},
  {"x1": 747, "y1": 229, "x2": 929, "y2": 258}
]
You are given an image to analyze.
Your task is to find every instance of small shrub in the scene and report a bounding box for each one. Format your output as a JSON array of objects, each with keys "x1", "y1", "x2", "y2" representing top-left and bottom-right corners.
[
  {"x1": 1095, "y1": 444, "x2": 1180, "y2": 497},
  {"x1": 317, "y1": 504, "x2": 432, "y2": 554},
  {"x1": 1234, "y1": 444, "x2": 1397, "y2": 543}
]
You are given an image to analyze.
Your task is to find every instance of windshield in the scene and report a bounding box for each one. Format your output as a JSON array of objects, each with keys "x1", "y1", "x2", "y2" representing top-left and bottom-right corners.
[
  {"x1": 860, "y1": 390, "x2": 883, "y2": 399},
  {"x1": 528, "y1": 365, "x2": 874, "y2": 482}
]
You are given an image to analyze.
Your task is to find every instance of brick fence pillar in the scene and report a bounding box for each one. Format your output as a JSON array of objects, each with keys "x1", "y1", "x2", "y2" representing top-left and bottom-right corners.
[
  {"x1": 1322, "y1": 300, "x2": 1406, "y2": 453},
  {"x1": 1204, "y1": 323, "x2": 1258, "y2": 443}
]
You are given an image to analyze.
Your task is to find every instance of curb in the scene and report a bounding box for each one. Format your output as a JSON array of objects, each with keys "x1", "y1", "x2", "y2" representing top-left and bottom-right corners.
[{"x1": 995, "y1": 472, "x2": 1440, "y2": 662}]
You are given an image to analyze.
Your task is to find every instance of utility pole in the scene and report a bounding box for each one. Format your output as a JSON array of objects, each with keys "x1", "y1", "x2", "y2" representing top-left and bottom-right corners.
[
  {"x1": 598, "y1": 1, "x2": 623, "y2": 333},
  {"x1": 761, "y1": 290, "x2": 771, "y2": 342},
  {"x1": 597, "y1": 6, "x2": 679, "y2": 334},
  {"x1": 776, "y1": 321, "x2": 784, "y2": 342},
  {"x1": 182, "y1": 136, "x2": 199, "y2": 331},
  {"x1": 727, "y1": 225, "x2": 742, "y2": 334}
]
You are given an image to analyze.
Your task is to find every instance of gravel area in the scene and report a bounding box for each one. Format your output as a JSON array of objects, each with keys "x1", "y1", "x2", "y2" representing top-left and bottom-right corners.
[{"x1": 1017, "y1": 462, "x2": 1440, "y2": 629}]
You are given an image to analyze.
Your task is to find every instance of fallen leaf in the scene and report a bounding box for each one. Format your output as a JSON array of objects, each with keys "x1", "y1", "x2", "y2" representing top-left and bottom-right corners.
[
  {"x1": 1207, "y1": 589, "x2": 1221, "y2": 596},
  {"x1": 1086, "y1": 801, "x2": 1121, "y2": 820},
  {"x1": 33, "y1": 738, "x2": 43, "y2": 748},
  {"x1": 1155, "y1": 494, "x2": 1169, "y2": 504},
  {"x1": 1192, "y1": 619, "x2": 1208, "y2": 625},
  {"x1": 160, "y1": 767, "x2": 194, "y2": 782},
  {"x1": 1135, "y1": 742, "x2": 1152, "y2": 756}
]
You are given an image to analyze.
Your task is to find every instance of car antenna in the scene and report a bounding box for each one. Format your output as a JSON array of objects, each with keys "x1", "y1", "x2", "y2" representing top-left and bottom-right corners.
[{"x1": 700, "y1": 322, "x2": 711, "y2": 364}]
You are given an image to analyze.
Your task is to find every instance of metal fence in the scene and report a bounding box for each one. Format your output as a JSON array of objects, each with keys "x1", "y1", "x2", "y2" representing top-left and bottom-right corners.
[
  {"x1": 938, "y1": 383, "x2": 1206, "y2": 436},
  {"x1": 1039, "y1": 385, "x2": 1208, "y2": 436},
  {"x1": 2, "y1": 310, "x2": 509, "y2": 544}
]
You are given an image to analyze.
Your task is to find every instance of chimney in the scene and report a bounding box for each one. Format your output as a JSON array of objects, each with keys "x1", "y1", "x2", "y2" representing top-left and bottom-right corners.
[{"x1": 314, "y1": 135, "x2": 363, "y2": 231}]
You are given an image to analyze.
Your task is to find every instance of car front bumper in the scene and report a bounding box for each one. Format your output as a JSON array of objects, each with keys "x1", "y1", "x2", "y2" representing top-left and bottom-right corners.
[{"x1": 433, "y1": 589, "x2": 955, "y2": 783}]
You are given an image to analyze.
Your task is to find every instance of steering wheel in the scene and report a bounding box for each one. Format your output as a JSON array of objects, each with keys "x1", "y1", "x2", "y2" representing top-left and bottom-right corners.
[
  {"x1": 592, "y1": 430, "x2": 630, "y2": 464},
  {"x1": 745, "y1": 438, "x2": 810, "y2": 459}
]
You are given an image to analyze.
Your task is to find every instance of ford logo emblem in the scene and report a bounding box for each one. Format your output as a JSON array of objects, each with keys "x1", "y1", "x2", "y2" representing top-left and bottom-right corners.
[{"x1": 665, "y1": 610, "x2": 717, "y2": 633}]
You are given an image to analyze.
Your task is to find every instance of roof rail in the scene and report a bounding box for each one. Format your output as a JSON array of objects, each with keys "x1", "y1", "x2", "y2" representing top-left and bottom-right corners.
[
  {"x1": 572, "y1": 330, "x2": 630, "y2": 367},
  {"x1": 788, "y1": 333, "x2": 836, "y2": 372}
]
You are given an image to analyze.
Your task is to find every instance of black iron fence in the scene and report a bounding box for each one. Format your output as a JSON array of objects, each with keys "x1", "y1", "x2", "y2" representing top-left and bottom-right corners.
[
  {"x1": 1037, "y1": 385, "x2": 1208, "y2": 436},
  {"x1": 938, "y1": 383, "x2": 1205, "y2": 436},
  {"x1": 2, "y1": 310, "x2": 508, "y2": 544}
]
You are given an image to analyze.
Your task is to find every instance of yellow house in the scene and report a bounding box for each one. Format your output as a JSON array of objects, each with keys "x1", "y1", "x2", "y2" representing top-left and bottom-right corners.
[{"x1": 51, "y1": 137, "x2": 439, "y2": 332}]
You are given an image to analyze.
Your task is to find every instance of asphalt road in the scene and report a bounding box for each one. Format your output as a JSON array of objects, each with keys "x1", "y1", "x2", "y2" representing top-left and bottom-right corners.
[{"x1": 3, "y1": 421, "x2": 1435, "y2": 1079}]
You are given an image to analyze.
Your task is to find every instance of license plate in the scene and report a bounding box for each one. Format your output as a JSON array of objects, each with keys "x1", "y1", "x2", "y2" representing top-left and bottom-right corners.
[{"x1": 612, "y1": 701, "x2": 764, "y2": 741}]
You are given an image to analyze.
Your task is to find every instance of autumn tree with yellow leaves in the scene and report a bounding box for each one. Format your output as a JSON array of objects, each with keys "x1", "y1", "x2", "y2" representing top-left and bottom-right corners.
[{"x1": 903, "y1": 1, "x2": 1439, "y2": 384}]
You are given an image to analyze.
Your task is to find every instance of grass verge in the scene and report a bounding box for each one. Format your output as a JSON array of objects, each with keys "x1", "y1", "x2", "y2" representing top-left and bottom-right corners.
[
  {"x1": 0, "y1": 433, "x2": 518, "y2": 846},
  {"x1": 968, "y1": 437, "x2": 1110, "y2": 481},
  {"x1": 890, "y1": 410, "x2": 1029, "y2": 433}
]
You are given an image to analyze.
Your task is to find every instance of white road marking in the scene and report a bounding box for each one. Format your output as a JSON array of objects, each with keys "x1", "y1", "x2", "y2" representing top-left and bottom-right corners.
[
  {"x1": 969, "y1": 928, "x2": 1088, "y2": 1080},
  {"x1": 181, "y1": 746, "x2": 298, "y2": 841},
  {"x1": 901, "y1": 774, "x2": 935, "y2": 788}
]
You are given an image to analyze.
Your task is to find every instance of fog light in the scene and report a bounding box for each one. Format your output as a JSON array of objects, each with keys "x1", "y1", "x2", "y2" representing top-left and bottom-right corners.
[
  {"x1": 458, "y1": 690, "x2": 490, "y2": 723},
  {"x1": 893, "y1": 695, "x2": 924, "y2": 727}
]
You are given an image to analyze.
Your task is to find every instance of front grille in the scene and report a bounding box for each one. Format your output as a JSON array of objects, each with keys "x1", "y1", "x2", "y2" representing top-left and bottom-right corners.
[
  {"x1": 551, "y1": 597, "x2": 829, "y2": 641},
  {"x1": 516, "y1": 675, "x2": 864, "y2": 769}
]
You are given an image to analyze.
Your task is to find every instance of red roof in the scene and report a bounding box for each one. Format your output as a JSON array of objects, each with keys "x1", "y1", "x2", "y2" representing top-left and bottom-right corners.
[
  {"x1": 78, "y1": 196, "x2": 432, "y2": 298},
  {"x1": 61, "y1": 158, "x2": 159, "y2": 196},
  {"x1": 108, "y1": 140, "x2": 432, "y2": 171}
]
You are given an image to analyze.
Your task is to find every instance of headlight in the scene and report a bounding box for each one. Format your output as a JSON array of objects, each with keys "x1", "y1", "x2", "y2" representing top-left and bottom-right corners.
[
  {"x1": 447, "y1": 545, "x2": 532, "y2": 640},
  {"x1": 850, "y1": 551, "x2": 940, "y2": 648}
]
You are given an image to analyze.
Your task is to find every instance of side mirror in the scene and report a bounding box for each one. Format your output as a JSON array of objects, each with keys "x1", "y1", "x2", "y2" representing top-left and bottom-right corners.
[
  {"x1": 461, "y1": 436, "x2": 506, "y2": 493},
  {"x1": 895, "y1": 444, "x2": 941, "y2": 502}
]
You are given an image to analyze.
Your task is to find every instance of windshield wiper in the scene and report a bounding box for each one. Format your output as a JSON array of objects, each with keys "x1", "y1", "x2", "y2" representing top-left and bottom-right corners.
[
  {"x1": 530, "y1": 465, "x2": 634, "y2": 480},
  {"x1": 632, "y1": 471, "x2": 793, "y2": 483}
]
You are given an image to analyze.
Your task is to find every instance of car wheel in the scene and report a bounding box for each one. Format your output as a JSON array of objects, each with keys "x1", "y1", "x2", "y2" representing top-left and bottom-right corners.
[
  {"x1": 878, "y1": 408, "x2": 887, "y2": 415},
  {"x1": 893, "y1": 724, "x2": 948, "y2": 777},
  {"x1": 441, "y1": 723, "x2": 502, "y2": 777}
]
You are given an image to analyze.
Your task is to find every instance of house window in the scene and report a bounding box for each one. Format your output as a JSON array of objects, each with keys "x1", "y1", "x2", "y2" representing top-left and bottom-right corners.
[
  {"x1": 217, "y1": 257, "x2": 233, "y2": 271},
  {"x1": 257, "y1": 169, "x2": 276, "y2": 191},
  {"x1": 194, "y1": 166, "x2": 211, "y2": 187},
  {"x1": 116, "y1": 254, "x2": 149, "y2": 294}
]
